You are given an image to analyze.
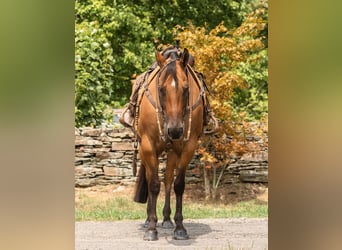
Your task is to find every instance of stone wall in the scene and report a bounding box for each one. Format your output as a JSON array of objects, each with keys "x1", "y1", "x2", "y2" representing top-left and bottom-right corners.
[{"x1": 75, "y1": 127, "x2": 268, "y2": 187}]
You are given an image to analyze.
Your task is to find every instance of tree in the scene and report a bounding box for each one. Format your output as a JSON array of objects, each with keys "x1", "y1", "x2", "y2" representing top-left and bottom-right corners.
[
  {"x1": 232, "y1": 2, "x2": 268, "y2": 121},
  {"x1": 75, "y1": 0, "x2": 158, "y2": 126},
  {"x1": 75, "y1": 0, "x2": 266, "y2": 127},
  {"x1": 175, "y1": 2, "x2": 268, "y2": 199},
  {"x1": 127, "y1": 0, "x2": 258, "y2": 44},
  {"x1": 75, "y1": 19, "x2": 115, "y2": 127}
]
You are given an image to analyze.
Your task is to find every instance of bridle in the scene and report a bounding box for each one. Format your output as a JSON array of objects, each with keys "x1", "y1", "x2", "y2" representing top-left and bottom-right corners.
[{"x1": 142, "y1": 58, "x2": 205, "y2": 142}]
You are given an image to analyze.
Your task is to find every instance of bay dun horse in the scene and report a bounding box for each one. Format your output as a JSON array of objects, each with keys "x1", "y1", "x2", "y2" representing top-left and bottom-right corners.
[{"x1": 134, "y1": 48, "x2": 205, "y2": 241}]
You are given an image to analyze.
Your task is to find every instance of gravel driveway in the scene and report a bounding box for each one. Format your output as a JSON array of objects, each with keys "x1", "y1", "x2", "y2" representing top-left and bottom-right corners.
[{"x1": 76, "y1": 218, "x2": 268, "y2": 250}]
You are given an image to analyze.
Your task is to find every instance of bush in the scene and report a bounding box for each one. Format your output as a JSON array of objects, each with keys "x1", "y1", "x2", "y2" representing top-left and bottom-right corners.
[
  {"x1": 175, "y1": 3, "x2": 268, "y2": 198},
  {"x1": 75, "y1": 0, "x2": 158, "y2": 126}
]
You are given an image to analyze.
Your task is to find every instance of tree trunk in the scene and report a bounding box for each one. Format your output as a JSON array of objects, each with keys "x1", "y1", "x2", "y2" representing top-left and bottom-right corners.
[
  {"x1": 203, "y1": 166, "x2": 211, "y2": 200},
  {"x1": 211, "y1": 167, "x2": 217, "y2": 200}
]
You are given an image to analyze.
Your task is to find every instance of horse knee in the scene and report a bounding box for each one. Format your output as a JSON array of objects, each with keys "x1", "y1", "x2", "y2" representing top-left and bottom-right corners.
[{"x1": 149, "y1": 179, "x2": 160, "y2": 195}]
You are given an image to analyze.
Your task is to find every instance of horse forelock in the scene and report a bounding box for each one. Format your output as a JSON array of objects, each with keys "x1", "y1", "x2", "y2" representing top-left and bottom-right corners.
[
  {"x1": 161, "y1": 60, "x2": 179, "y2": 90},
  {"x1": 161, "y1": 58, "x2": 189, "y2": 90},
  {"x1": 162, "y1": 49, "x2": 180, "y2": 60}
]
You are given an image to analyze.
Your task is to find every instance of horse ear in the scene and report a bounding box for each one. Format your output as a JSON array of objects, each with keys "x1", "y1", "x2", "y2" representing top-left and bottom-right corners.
[
  {"x1": 181, "y1": 48, "x2": 190, "y2": 67},
  {"x1": 155, "y1": 49, "x2": 166, "y2": 68},
  {"x1": 188, "y1": 54, "x2": 195, "y2": 67}
]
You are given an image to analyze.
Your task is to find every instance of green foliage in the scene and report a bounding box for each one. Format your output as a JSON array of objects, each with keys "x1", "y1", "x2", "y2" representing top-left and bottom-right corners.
[
  {"x1": 232, "y1": 3, "x2": 268, "y2": 121},
  {"x1": 75, "y1": 0, "x2": 158, "y2": 126},
  {"x1": 75, "y1": 20, "x2": 115, "y2": 126},
  {"x1": 75, "y1": 0, "x2": 267, "y2": 126},
  {"x1": 232, "y1": 49, "x2": 268, "y2": 121},
  {"x1": 125, "y1": 0, "x2": 258, "y2": 44}
]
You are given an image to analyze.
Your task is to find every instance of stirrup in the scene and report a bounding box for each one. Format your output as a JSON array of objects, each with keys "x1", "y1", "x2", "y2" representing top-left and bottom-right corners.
[
  {"x1": 204, "y1": 113, "x2": 219, "y2": 135},
  {"x1": 119, "y1": 106, "x2": 134, "y2": 127}
]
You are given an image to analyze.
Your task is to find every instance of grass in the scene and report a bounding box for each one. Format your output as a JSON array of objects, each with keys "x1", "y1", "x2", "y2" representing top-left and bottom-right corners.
[{"x1": 75, "y1": 194, "x2": 267, "y2": 221}]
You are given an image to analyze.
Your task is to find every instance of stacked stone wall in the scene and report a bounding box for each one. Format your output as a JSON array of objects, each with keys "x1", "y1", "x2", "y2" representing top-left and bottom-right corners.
[{"x1": 75, "y1": 127, "x2": 267, "y2": 187}]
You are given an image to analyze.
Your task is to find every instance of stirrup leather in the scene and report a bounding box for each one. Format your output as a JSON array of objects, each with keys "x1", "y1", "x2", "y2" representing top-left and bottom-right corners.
[
  {"x1": 204, "y1": 112, "x2": 219, "y2": 135},
  {"x1": 119, "y1": 105, "x2": 134, "y2": 127}
]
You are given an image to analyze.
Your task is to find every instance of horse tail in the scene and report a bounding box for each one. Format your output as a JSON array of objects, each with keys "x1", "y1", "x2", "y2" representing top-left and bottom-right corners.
[{"x1": 133, "y1": 163, "x2": 148, "y2": 203}]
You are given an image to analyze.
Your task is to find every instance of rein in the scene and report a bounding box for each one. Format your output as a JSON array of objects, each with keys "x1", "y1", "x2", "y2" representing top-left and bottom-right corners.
[{"x1": 142, "y1": 59, "x2": 203, "y2": 142}]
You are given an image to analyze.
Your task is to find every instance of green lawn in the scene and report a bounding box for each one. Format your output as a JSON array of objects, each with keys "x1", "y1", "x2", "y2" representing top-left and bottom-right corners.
[{"x1": 75, "y1": 194, "x2": 267, "y2": 221}]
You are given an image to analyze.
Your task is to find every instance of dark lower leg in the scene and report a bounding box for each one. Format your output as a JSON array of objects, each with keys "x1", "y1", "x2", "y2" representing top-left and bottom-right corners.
[
  {"x1": 174, "y1": 172, "x2": 185, "y2": 227},
  {"x1": 146, "y1": 176, "x2": 160, "y2": 230},
  {"x1": 143, "y1": 175, "x2": 160, "y2": 241},
  {"x1": 173, "y1": 170, "x2": 188, "y2": 240},
  {"x1": 144, "y1": 199, "x2": 151, "y2": 227},
  {"x1": 162, "y1": 165, "x2": 174, "y2": 228}
]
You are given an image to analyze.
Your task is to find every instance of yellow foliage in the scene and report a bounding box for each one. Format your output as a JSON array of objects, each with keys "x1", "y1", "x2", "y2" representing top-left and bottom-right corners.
[{"x1": 174, "y1": 6, "x2": 268, "y2": 166}]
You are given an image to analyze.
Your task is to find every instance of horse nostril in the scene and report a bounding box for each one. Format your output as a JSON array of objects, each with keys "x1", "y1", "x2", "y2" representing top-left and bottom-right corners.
[{"x1": 167, "y1": 127, "x2": 184, "y2": 140}]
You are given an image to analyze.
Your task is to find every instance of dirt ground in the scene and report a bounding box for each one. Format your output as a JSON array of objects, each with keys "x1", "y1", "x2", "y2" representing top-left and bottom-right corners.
[
  {"x1": 75, "y1": 183, "x2": 268, "y2": 249},
  {"x1": 76, "y1": 218, "x2": 268, "y2": 250},
  {"x1": 75, "y1": 182, "x2": 268, "y2": 204}
]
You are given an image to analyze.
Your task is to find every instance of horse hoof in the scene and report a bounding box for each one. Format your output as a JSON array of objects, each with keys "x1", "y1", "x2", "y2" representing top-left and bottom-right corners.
[
  {"x1": 162, "y1": 220, "x2": 174, "y2": 228},
  {"x1": 173, "y1": 229, "x2": 189, "y2": 240},
  {"x1": 144, "y1": 230, "x2": 158, "y2": 241}
]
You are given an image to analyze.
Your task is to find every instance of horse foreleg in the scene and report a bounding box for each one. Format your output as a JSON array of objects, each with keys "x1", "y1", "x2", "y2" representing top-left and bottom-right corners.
[
  {"x1": 144, "y1": 172, "x2": 160, "y2": 240},
  {"x1": 143, "y1": 199, "x2": 151, "y2": 228},
  {"x1": 139, "y1": 137, "x2": 161, "y2": 241},
  {"x1": 162, "y1": 151, "x2": 176, "y2": 228},
  {"x1": 144, "y1": 168, "x2": 160, "y2": 241},
  {"x1": 173, "y1": 168, "x2": 189, "y2": 240}
]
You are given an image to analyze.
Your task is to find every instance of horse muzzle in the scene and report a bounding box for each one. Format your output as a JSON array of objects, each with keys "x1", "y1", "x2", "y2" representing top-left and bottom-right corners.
[{"x1": 167, "y1": 126, "x2": 184, "y2": 140}]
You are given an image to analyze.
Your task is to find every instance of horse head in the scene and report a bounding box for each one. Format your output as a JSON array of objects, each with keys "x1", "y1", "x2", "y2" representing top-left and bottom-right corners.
[{"x1": 155, "y1": 48, "x2": 190, "y2": 141}]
